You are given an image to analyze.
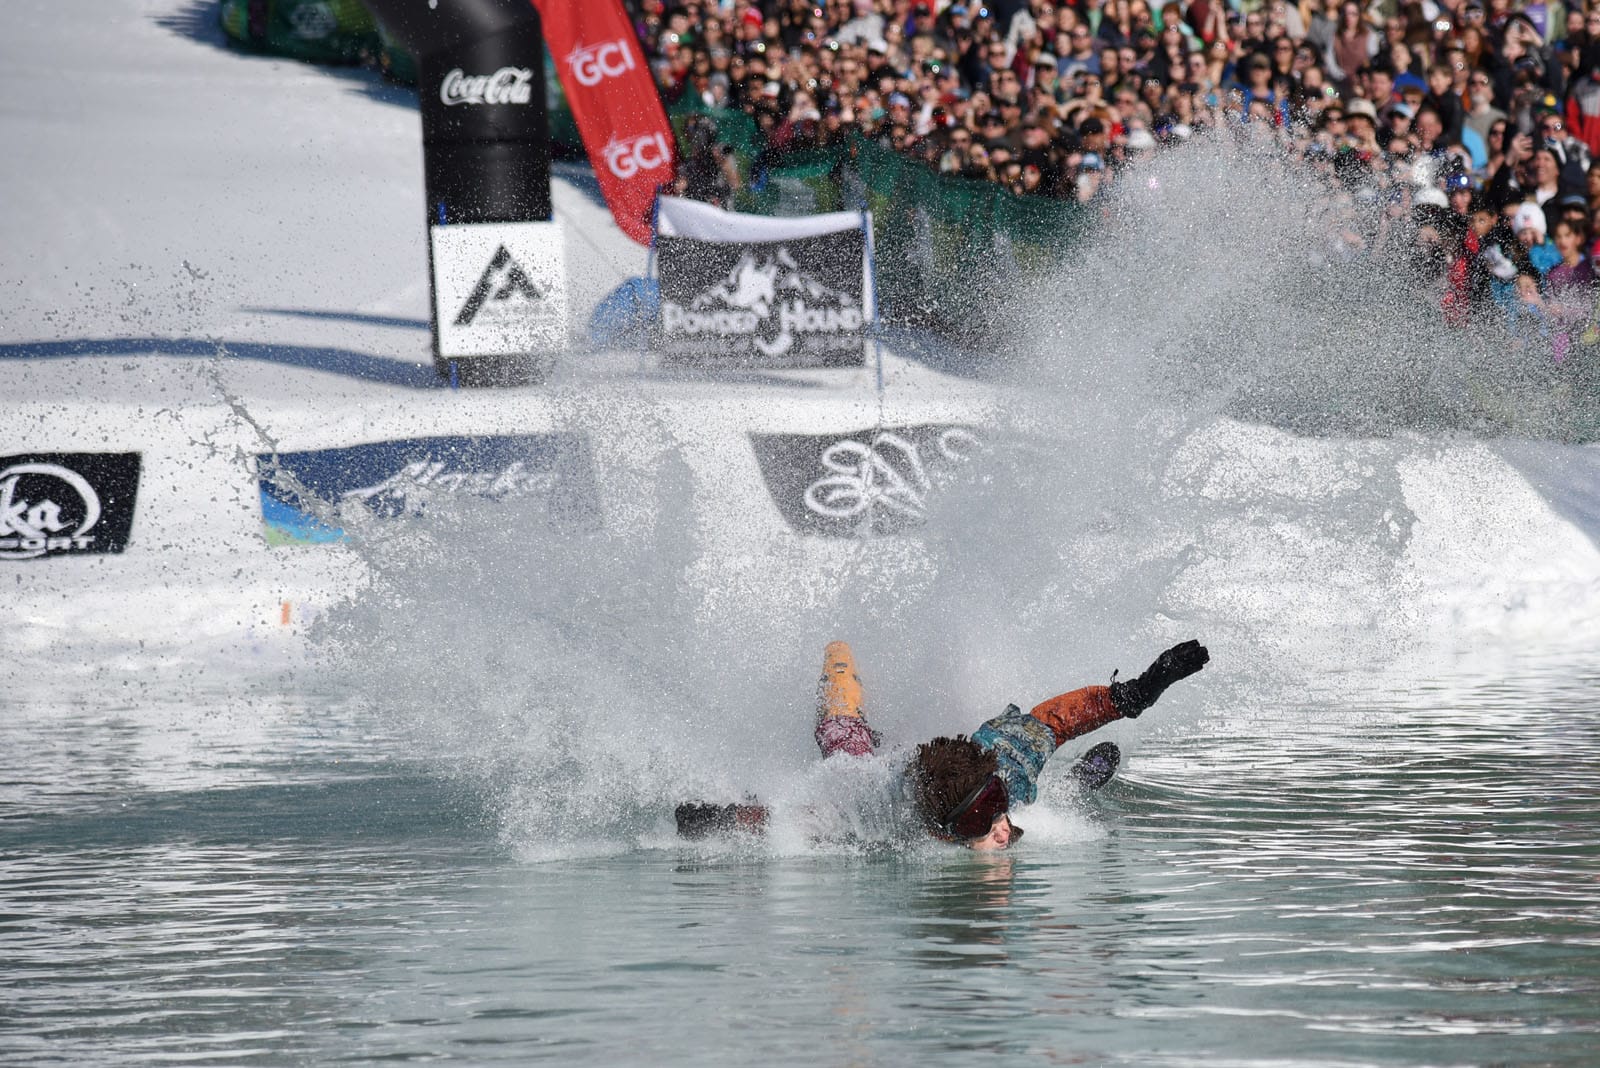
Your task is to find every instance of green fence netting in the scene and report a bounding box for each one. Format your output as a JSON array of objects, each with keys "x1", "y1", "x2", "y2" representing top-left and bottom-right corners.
[{"x1": 220, "y1": 0, "x2": 381, "y2": 64}]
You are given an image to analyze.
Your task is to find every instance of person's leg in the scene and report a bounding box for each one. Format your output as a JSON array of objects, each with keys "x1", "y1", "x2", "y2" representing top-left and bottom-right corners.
[{"x1": 815, "y1": 640, "x2": 880, "y2": 758}]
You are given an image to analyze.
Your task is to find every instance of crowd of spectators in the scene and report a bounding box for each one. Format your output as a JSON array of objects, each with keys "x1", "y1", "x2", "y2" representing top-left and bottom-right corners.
[{"x1": 630, "y1": 0, "x2": 1600, "y2": 357}]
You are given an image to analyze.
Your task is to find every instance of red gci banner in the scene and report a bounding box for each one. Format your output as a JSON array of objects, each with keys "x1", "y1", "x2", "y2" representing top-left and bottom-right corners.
[{"x1": 533, "y1": 0, "x2": 675, "y2": 245}]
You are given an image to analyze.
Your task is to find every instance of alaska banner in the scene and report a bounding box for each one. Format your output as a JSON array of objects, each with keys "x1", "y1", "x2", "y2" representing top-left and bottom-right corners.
[
  {"x1": 655, "y1": 197, "x2": 871, "y2": 370},
  {"x1": 256, "y1": 434, "x2": 599, "y2": 546}
]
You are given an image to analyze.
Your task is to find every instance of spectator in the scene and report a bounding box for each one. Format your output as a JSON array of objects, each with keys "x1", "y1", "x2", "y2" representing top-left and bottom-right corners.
[
  {"x1": 1425, "y1": 61, "x2": 1468, "y2": 143},
  {"x1": 1466, "y1": 67, "x2": 1510, "y2": 144},
  {"x1": 1329, "y1": 1, "x2": 1380, "y2": 89},
  {"x1": 1547, "y1": 214, "x2": 1595, "y2": 360},
  {"x1": 611, "y1": 0, "x2": 1600, "y2": 360},
  {"x1": 1514, "y1": 199, "x2": 1562, "y2": 273}
]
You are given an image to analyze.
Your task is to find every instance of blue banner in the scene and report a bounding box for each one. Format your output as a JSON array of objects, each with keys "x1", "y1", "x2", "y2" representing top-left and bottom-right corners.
[{"x1": 258, "y1": 434, "x2": 600, "y2": 546}]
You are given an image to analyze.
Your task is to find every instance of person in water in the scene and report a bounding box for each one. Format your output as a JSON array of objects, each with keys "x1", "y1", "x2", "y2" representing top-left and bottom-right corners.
[{"x1": 679, "y1": 638, "x2": 1210, "y2": 850}]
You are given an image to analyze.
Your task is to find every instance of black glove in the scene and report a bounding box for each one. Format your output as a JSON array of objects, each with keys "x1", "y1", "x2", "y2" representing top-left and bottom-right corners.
[{"x1": 1109, "y1": 640, "x2": 1209, "y2": 718}]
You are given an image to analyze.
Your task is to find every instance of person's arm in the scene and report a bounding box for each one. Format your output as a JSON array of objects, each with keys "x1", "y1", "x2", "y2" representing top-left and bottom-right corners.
[
  {"x1": 1028, "y1": 685, "x2": 1119, "y2": 745},
  {"x1": 1028, "y1": 640, "x2": 1210, "y2": 746}
]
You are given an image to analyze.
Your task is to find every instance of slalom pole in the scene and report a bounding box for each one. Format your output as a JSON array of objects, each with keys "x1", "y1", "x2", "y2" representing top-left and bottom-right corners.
[
  {"x1": 862, "y1": 208, "x2": 884, "y2": 428},
  {"x1": 861, "y1": 205, "x2": 883, "y2": 542},
  {"x1": 642, "y1": 189, "x2": 662, "y2": 375}
]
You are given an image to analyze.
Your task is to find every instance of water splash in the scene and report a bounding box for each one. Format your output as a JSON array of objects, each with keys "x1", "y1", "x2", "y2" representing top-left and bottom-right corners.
[{"x1": 307, "y1": 140, "x2": 1600, "y2": 853}]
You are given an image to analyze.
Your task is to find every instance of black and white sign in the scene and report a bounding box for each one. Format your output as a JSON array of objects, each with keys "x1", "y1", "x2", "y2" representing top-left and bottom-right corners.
[
  {"x1": 749, "y1": 426, "x2": 979, "y2": 536},
  {"x1": 432, "y1": 221, "x2": 567, "y2": 357},
  {"x1": 0, "y1": 452, "x2": 141, "y2": 560},
  {"x1": 656, "y1": 197, "x2": 871, "y2": 369}
]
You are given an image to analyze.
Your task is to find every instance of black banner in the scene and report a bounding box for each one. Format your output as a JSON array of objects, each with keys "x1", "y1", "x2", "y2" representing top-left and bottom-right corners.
[
  {"x1": 658, "y1": 228, "x2": 867, "y2": 369},
  {"x1": 0, "y1": 453, "x2": 141, "y2": 560},
  {"x1": 749, "y1": 426, "x2": 979, "y2": 536}
]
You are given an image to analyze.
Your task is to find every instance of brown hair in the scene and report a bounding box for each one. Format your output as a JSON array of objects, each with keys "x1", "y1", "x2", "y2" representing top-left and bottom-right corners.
[{"x1": 906, "y1": 735, "x2": 998, "y2": 832}]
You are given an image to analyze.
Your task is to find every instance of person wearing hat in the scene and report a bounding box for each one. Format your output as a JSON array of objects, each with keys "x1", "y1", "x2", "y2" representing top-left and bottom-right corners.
[
  {"x1": 1236, "y1": 50, "x2": 1283, "y2": 121},
  {"x1": 1341, "y1": 96, "x2": 1382, "y2": 161},
  {"x1": 1379, "y1": 99, "x2": 1414, "y2": 150},
  {"x1": 1512, "y1": 199, "x2": 1561, "y2": 274}
]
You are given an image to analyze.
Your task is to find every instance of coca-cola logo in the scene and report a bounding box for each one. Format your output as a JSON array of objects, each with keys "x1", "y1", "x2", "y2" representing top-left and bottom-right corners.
[
  {"x1": 567, "y1": 39, "x2": 637, "y2": 87},
  {"x1": 603, "y1": 132, "x2": 671, "y2": 180},
  {"x1": 439, "y1": 67, "x2": 534, "y2": 107}
]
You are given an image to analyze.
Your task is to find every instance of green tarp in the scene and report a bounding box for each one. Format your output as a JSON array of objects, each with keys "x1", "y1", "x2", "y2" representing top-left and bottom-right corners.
[{"x1": 219, "y1": 0, "x2": 381, "y2": 65}]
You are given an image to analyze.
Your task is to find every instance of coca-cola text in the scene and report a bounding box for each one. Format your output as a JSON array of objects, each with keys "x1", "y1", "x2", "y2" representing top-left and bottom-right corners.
[{"x1": 439, "y1": 67, "x2": 534, "y2": 107}]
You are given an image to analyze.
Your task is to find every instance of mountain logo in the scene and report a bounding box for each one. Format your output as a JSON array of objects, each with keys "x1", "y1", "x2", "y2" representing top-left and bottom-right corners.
[
  {"x1": 666, "y1": 246, "x2": 862, "y2": 357},
  {"x1": 453, "y1": 245, "x2": 544, "y2": 328}
]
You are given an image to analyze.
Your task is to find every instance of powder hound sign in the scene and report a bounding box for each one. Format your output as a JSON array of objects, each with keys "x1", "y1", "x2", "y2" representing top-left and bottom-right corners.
[
  {"x1": 0, "y1": 453, "x2": 141, "y2": 560},
  {"x1": 655, "y1": 197, "x2": 872, "y2": 369}
]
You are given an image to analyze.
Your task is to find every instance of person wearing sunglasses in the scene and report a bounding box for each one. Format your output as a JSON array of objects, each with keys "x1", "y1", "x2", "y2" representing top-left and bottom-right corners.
[{"x1": 904, "y1": 639, "x2": 1210, "y2": 849}]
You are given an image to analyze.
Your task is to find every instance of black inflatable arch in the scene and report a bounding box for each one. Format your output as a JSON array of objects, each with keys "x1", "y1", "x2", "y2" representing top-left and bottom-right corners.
[{"x1": 365, "y1": 0, "x2": 554, "y2": 383}]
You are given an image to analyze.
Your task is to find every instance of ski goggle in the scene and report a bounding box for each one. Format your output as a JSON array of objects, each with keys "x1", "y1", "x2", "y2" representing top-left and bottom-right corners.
[{"x1": 941, "y1": 774, "x2": 1011, "y2": 841}]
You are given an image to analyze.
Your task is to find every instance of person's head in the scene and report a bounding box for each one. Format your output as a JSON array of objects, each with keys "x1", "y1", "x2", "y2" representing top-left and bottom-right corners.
[
  {"x1": 1387, "y1": 102, "x2": 1414, "y2": 137},
  {"x1": 906, "y1": 736, "x2": 1021, "y2": 850},
  {"x1": 1515, "y1": 269, "x2": 1541, "y2": 302},
  {"x1": 1487, "y1": 118, "x2": 1507, "y2": 152},
  {"x1": 1554, "y1": 216, "x2": 1587, "y2": 259},
  {"x1": 1512, "y1": 201, "x2": 1548, "y2": 246},
  {"x1": 1366, "y1": 64, "x2": 1396, "y2": 104},
  {"x1": 1414, "y1": 106, "x2": 1443, "y2": 147},
  {"x1": 1469, "y1": 193, "x2": 1497, "y2": 235},
  {"x1": 1532, "y1": 147, "x2": 1561, "y2": 188},
  {"x1": 1068, "y1": 22, "x2": 1094, "y2": 55},
  {"x1": 1345, "y1": 97, "x2": 1378, "y2": 138},
  {"x1": 1537, "y1": 111, "x2": 1567, "y2": 145},
  {"x1": 1466, "y1": 68, "x2": 1493, "y2": 107}
]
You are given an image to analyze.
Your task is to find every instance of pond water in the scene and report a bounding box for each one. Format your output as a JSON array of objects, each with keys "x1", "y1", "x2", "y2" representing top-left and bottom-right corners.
[{"x1": 5, "y1": 659, "x2": 1597, "y2": 1067}]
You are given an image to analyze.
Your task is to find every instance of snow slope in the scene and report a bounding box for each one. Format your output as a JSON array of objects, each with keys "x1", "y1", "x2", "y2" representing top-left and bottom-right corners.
[
  {"x1": 0, "y1": 0, "x2": 992, "y2": 684},
  {"x1": 2, "y1": 0, "x2": 1598, "y2": 697}
]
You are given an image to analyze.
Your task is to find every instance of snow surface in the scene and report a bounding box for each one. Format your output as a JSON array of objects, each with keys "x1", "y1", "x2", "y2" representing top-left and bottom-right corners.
[{"x1": 2, "y1": 0, "x2": 1598, "y2": 695}]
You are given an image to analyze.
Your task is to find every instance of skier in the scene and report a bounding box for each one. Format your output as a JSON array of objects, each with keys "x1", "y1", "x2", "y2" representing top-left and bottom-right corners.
[{"x1": 677, "y1": 638, "x2": 1210, "y2": 850}]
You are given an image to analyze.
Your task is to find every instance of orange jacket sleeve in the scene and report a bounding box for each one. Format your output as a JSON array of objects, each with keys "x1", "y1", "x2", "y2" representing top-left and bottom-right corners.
[{"x1": 1028, "y1": 685, "x2": 1122, "y2": 748}]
